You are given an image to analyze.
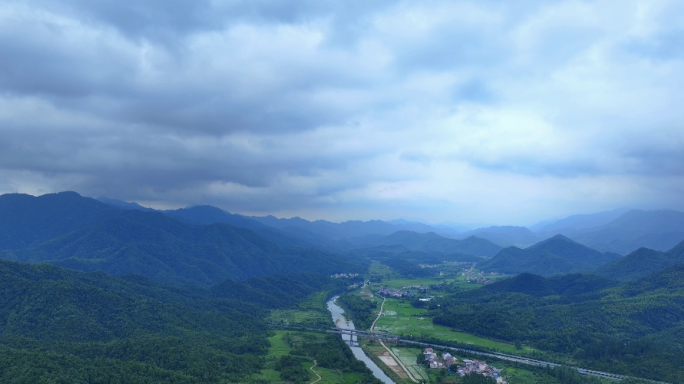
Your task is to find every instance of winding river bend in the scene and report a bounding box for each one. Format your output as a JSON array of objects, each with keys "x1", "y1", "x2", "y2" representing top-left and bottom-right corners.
[{"x1": 326, "y1": 296, "x2": 394, "y2": 384}]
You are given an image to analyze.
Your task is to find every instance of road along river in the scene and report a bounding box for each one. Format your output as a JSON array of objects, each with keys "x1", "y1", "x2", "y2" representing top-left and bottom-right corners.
[{"x1": 326, "y1": 296, "x2": 395, "y2": 384}]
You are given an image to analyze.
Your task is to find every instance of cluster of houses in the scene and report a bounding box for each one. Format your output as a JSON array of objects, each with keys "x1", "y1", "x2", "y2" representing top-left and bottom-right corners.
[
  {"x1": 376, "y1": 287, "x2": 415, "y2": 297},
  {"x1": 443, "y1": 261, "x2": 476, "y2": 266},
  {"x1": 423, "y1": 348, "x2": 456, "y2": 368},
  {"x1": 456, "y1": 359, "x2": 504, "y2": 382},
  {"x1": 423, "y1": 349, "x2": 506, "y2": 383},
  {"x1": 418, "y1": 264, "x2": 440, "y2": 268},
  {"x1": 330, "y1": 273, "x2": 359, "y2": 278},
  {"x1": 462, "y1": 270, "x2": 497, "y2": 285}
]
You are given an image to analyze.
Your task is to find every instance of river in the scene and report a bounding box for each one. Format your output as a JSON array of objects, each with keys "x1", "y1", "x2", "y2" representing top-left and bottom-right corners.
[{"x1": 326, "y1": 296, "x2": 395, "y2": 384}]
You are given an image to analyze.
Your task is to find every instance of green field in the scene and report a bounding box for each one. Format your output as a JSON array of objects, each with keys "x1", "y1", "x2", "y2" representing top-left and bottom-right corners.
[
  {"x1": 266, "y1": 330, "x2": 293, "y2": 357},
  {"x1": 374, "y1": 298, "x2": 536, "y2": 354},
  {"x1": 268, "y1": 309, "x2": 329, "y2": 325},
  {"x1": 369, "y1": 273, "x2": 497, "y2": 293},
  {"x1": 374, "y1": 277, "x2": 448, "y2": 289}
]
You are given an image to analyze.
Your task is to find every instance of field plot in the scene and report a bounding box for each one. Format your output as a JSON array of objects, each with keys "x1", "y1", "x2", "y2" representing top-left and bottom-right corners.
[
  {"x1": 365, "y1": 344, "x2": 410, "y2": 380},
  {"x1": 268, "y1": 309, "x2": 329, "y2": 325},
  {"x1": 391, "y1": 347, "x2": 430, "y2": 382},
  {"x1": 266, "y1": 330, "x2": 292, "y2": 357},
  {"x1": 375, "y1": 277, "x2": 447, "y2": 289},
  {"x1": 359, "y1": 285, "x2": 376, "y2": 300}
]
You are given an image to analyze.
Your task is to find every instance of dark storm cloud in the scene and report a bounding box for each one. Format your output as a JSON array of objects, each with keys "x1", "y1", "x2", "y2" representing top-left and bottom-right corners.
[{"x1": 2, "y1": 0, "x2": 684, "y2": 223}]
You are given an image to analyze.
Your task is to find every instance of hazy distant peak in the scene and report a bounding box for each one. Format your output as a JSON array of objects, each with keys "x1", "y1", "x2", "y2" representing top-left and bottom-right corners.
[
  {"x1": 97, "y1": 196, "x2": 155, "y2": 212},
  {"x1": 530, "y1": 234, "x2": 579, "y2": 248},
  {"x1": 536, "y1": 207, "x2": 632, "y2": 234}
]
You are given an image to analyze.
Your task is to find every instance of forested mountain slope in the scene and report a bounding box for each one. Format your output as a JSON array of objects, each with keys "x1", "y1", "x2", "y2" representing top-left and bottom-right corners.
[
  {"x1": 594, "y1": 240, "x2": 684, "y2": 280},
  {"x1": 472, "y1": 272, "x2": 617, "y2": 297},
  {"x1": 432, "y1": 267, "x2": 684, "y2": 382},
  {"x1": 0, "y1": 259, "x2": 348, "y2": 383},
  {"x1": 478, "y1": 235, "x2": 620, "y2": 276},
  {"x1": 0, "y1": 210, "x2": 364, "y2": 285}
]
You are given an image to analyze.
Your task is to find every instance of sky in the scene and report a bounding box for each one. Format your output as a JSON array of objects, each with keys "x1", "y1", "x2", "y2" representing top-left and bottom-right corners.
[{"x1": 1, "y1": 0, "x2": 683, "y2": 225}]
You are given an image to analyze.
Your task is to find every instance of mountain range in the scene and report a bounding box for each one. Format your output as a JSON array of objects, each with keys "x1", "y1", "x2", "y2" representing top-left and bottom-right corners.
[
  {"x1": 96, "y1": 196, "x2": 684, "y2": 256},
  {"x1": 0, "y1": 193, "x2": 364, "y2": 285},
  {"x1": 5, "y1": 192, "x2": 684, "y2": 286}
]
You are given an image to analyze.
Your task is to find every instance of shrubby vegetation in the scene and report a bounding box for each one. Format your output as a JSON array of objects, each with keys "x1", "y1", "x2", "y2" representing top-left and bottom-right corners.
[{"x1": 336, "y1": 292, "x2": 378, "y2": 330}]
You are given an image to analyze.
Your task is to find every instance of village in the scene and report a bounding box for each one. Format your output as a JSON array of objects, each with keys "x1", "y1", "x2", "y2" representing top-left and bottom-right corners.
[
  {"x1": 462, "y1": 269, "x2": 498, "y2": 285},
  {"x1": 423, "y1": 348, "x2": 507, "y2": 383},
  {"x1": 376, "y1": 286, "x2": 416, "y2": 298},
  {"x1": 376, "y1": 282, "x2": 450, "y2": 298},
  {"x1": 330, "y1": 273, "x2": 360, "y2": 278}
]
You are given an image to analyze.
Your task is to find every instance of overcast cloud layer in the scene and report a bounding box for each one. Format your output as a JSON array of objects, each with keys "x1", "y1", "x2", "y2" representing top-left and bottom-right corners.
[{"x1": 1, "y1": 0, "x2": 683, "y2": 224}]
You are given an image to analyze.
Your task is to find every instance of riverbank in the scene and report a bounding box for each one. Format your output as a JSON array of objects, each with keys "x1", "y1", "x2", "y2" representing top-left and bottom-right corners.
[{"x1": 326, "y1": 296, "x2": 396, "y2": 384}]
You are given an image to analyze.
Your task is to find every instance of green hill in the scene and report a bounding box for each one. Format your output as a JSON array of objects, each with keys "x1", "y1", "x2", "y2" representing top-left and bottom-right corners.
[
  {"x1": 594, "y1": 240, "x2": 684, "y2": 280},
  {"x1": 0, "y1": 210, "x2": 365, "y2": 285},
  {"x1": 469, "y1": 272, "x2": 617, "y2": 297},
  {"x1": 432, "y1": 265, "x2": 684, "y2": 382},
  {"x1": 478, "y1": 235, "x2": 620, "y2": 276},
  {"x1": 0, "y1": 259, "x2": 349, "y2": 383}
]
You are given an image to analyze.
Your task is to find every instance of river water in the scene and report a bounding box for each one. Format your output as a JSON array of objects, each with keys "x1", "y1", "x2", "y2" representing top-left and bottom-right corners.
[{"x1": 326, "y1": 296, "x2": 395, "y2": 384}]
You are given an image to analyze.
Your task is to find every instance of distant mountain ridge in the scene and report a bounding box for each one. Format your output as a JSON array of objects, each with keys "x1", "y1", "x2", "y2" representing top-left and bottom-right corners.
[
  {"x1": 349, "y1": 230, "x2": 503, "y2": 257},
  {"x1": 569, "y1": 209, "x2": 684, "y2": 254},
  {"x1": 534, "y1": 207, "x2": 631, "y2": 235},
  {"x1": 594, "y1": 240, "x2": 684, "y2": 280},
  {"x1": 249, "y1": 215, "x2": 460, "y2": 240},
  {"x1": 65, "y1": 194, "x2": 684, "y2": 259},
  {"x1": 478, "y1": 234, "x2": 621, "y2": 276},
  {"x1": 457, "y1": 226, "x2": 542, "y2": 247},
  {"x1": 97, "y1": 196, "x2": 462, "y2": 240},
  {"x1": 96, "y1": 196, "x2": 156, "y2": 212}
]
